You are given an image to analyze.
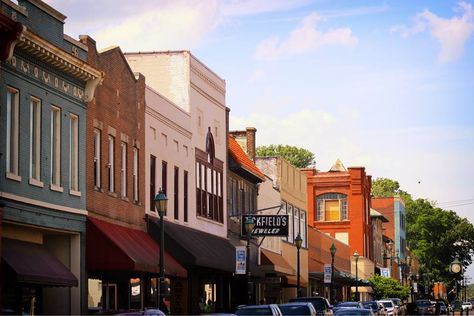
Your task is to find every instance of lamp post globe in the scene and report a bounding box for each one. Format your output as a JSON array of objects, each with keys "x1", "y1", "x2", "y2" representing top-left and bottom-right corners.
[{"x1": 153, "y1": 189, "x2": 168, "y2": 310}]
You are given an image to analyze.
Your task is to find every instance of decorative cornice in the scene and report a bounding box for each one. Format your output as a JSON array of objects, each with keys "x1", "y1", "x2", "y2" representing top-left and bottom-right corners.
[
  {"x1": 15, "y1": 29, "x2": 104, "y2": 101},
  {"x1": 190, "y1": 63, "x2": 225, "y2": 95}
]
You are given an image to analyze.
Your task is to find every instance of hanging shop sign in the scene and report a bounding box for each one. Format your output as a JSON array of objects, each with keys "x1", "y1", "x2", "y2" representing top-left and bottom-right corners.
[{"x1": 241, "y1": 215, "x2": 289, "y2": 236}]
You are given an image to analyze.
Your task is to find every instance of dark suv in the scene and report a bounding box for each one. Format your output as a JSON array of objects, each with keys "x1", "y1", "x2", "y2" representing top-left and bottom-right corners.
[{"x1": 289, "y1": 297, "x2": 333, "y2": 316}]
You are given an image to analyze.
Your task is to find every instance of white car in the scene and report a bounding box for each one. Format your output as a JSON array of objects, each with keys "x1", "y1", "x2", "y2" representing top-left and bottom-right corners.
[
  {"x1": 377, "y1": 300, "x2": 395, "y2": 316},
  {"x1": 462, "y1": 302, "x2": 473, "y2": 311}
]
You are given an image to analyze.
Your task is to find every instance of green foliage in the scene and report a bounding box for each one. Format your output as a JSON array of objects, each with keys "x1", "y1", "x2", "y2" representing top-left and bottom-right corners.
[
  {"x1": 369, "y1": 274, "x2": 411, "y2": 300},
  {"x1": 371, "y1": 177, "x2": 474, "y2": 285},
  {"x1": 405, "y1": 198, "x2": 474, "y2": 283},
  {"x1": 371, "y1": 178, "x2": 412, "y2": 202},
  {"x1": 256, "y1": 144, "x2": 315, "y2": 168}
]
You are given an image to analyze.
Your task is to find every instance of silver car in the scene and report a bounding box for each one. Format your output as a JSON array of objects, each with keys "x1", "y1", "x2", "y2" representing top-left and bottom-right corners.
[{"x1": 235, "y1": 304, "x2": 282, "y2": 316}]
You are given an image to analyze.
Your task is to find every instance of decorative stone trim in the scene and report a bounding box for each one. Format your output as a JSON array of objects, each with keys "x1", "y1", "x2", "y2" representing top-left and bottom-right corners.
[{"x1": 15, "y1": 29, "x2": 104, "y2": 101}]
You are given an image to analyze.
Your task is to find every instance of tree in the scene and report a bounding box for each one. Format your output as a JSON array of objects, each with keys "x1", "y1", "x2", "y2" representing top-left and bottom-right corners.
[
  {"x1": 371, "y1": 177, "x2": 412, "y2": 202},
  {"x1": 256, "y1": 144, "x2": 315, "y2": 168},
  {"x1": 371, "y1": 177, "x2": 474, "y2": 285},
  {"x1": 405, "y1": 198, "x2": 474, "y2": 283},
  {"x1": 369, "y1": 274, "x2": 410, "y2": 300}
]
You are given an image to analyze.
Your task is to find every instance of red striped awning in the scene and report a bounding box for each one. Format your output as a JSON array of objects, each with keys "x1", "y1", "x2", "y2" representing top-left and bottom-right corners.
[{"x1": 87, "y1": 217, "x2": 187, "y2": 278}]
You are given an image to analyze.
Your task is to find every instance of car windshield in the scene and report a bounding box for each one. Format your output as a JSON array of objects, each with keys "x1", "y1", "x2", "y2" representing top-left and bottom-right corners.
[
  {"x1": 338, "y1": 302, "x2": 359, "y2": 307},
  {"x1": 381, "y1": 302, "x2": 393, "y2": 308},
  {"x1": 362, "y1": 302, "x2": 378, "y2": 310},
  {"x1": 235, "y1": 307, "x2": 273, "y2": 315},
  {"x1": 290, "y1": 298, "x2": 325, "y2": 310},
  {"x1": 335, "y1": 309, "x2": 372, "y2": 315},
  {"x1": 279, "y1": 305, "x2": 311, "y2": 315},
  {"x1": 417, "y1": 300, "x2": 431, "y2": 306}
]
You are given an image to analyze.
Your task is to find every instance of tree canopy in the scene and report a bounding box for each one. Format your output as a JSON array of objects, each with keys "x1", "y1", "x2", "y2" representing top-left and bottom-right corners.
[
  {"x1": 369, "y1": 274, "x2": 411, "y2": 300},
  {"x1": 405, "y1": 198, "x2": 474, "y2": 283},
  {"x1": 256, "y1": 144, "x2": 315, "y2": 168},
  {"x1": 371, "y1": 177, "x2": 411, "y2": 202},
  {"x1": 371, "y1": 177, "x2": 474, "y2": 285}
]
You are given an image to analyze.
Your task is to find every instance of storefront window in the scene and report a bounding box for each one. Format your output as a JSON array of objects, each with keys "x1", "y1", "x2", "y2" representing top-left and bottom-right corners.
[{"x1": 200, "y1": 283, "x2": 216, "y2": 313}]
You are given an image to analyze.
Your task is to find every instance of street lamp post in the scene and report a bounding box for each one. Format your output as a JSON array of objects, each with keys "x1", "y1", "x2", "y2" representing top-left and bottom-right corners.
[
  {"x1": 154, "y1": 189, "x2": 168, "y2": 311},
  {"x1": 330, "y1": 243, "x2": 337, "y2": 304},
  {"x1": 450, "y1": 258, "x2": 462, "y2": 302},
  {"x1": 354, "y1": 250, "x2": 360, "y2": 301},
  {"x1": 295, "y1": 234, "x2": 303, "y2": 298},
  {"x1": 244, "y1": 216, "x2": 256, "y2": 305}
]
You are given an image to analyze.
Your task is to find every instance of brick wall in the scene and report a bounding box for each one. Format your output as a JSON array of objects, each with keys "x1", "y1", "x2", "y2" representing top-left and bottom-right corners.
[{"x1": 82, "y1": 37, "x2": 146, "y2": 230}]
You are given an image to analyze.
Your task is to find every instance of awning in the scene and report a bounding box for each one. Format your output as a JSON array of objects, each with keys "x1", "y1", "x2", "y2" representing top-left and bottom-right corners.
[
  {"x1": 148, "y1": 217, "x2": 244, "y2": 273},
  {"x1": 260, "y1": 249, "x2": 295, "y2": 276},
  {"x1": 87, "y1": 217, "x2": 187, "y2": 277},
  {"x1": 2, "y1": 238, "x2": 78, "y2": 287},
  {"x1": 309, "y1": 271, "x2": 371, "y2": 286}
]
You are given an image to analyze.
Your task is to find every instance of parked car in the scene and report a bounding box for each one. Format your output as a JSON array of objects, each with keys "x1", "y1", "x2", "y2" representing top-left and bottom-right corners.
[
  {"x1": 462, "y1": 301, "x2": 473, "y2": 311},
  {"x1": 449, "y1": 300, "x2": 462, "y2": 313},
  {"x1": 386, "y1": 298, "x2": 405, "y2": 315},
  {"x1": 378, "y1": 300, "x2": 396, "y2": 316},
  {"x1": 289, "y1": 296, "x2": 333, "y2": 316},
  {"x1": 334, "y1": 308, "x2": 375, "y2": 316},
  {"x1": 235, "y1": 304, "x2": 282, "y2": 316},
  {"x1": 114, "y1": 308, "x2": 166, "y2": 316},
  {"x1": 436, "y1": 301, "x2": 447, "y2": 315},
  {"x1": 414, "y1": 299, "x2": 435, "y2": 315},
  {"x1": 278, "y1": 302, "x2": 317, "y2": 316},
  {"x1": 362, "y1": 301, "x2": 386, "y2": 316},
  {"x1": 333, "y1": 302, "x2": 364, "y2": 314}
]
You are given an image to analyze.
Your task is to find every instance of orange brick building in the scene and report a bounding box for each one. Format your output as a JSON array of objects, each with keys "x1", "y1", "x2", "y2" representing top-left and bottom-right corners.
[
  {"x1": 303, "y1": 160, "x2": 374, "y2": 299},
  {"x1": 303, "y1": 160, "x2": 373, "y2": 259}
]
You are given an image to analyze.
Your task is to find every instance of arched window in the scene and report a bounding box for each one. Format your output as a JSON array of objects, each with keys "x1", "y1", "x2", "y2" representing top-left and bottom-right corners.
[{"x1": 316, "y1": 193, "x2": 348, "y2": 221}]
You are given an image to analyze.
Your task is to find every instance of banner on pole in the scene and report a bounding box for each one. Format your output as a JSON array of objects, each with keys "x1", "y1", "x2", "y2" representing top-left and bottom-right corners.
[
  {"x1": 324, "y1": 264, "x2": 332, "y2": 283},
  {"x1": 381, "y1": 268, "x2": 391, "y2": 278},
  {"x1": 235, "y1": 246, "x2": 246, "y2": 275}
]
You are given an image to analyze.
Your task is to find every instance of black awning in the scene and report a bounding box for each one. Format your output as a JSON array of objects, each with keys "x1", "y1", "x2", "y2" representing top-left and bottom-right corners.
[
  {"x1": 309, "y1": 271, "x2": 371, "y2": 286},
  {"x1": 2, "y1": 238, "x2": 78, "y2": 287},
  {"x1": 148, "y1": 217, "x2": 236, "y2": 272}
]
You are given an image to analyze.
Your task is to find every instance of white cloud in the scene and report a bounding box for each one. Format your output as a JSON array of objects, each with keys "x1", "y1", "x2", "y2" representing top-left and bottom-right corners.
[
  {"x1": 89, "y1": 1, "x2": 221, "y2": 51},
  {"x1": 45, "y1": 0, "x2": 313, "y2": 52},
  {"x1": 248, "y1": 69, "x2": 266, "y2": 83},
  {"x1": 391, "y1": 1, "x2": 474, "y2": 62},
  {"x1": 254, "y1": 12, "x2": 358, "y2": 61}
]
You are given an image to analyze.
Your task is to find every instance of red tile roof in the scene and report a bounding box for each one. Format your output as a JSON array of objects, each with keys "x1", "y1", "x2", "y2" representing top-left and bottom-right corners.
[{"x1": 228, "y1": 136, "x2": 265, "y2": 181}]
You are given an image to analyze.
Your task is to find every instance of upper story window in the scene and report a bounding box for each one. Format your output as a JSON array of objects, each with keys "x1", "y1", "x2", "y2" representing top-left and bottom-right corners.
[
  {"x1": 30, "y1": 97, "x2": 42, "y2": 184},
  {"x1": 6, "y1": 87, "x2": 20, "y2": 179},
  {"x1": 108, "y1": 135, "x2": 115, "y2": 193},
  {"x1": 316, "y1": 193, "x2": 348, "y2": 221},
  {"x1": 133, "y1": 147, "x2": 139, "y2": 203},
  {"x1": 120, "y1": 142, "x2": 127, "y2": 198},
  {"x1": 51, "y1": 106, "x2": 62, "y2": 188},
  {"x1": 196, "y1": 128, "x2": 223, "y2": 223},
  {"x1": 93, "y1": 129, "x2": 101, "y2": 188},
  {"x1": 69, "y1": 114, "x2": 79, "y2": 193}
]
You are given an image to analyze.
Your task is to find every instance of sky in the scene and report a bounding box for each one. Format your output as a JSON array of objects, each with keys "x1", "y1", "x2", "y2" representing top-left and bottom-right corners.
[{"x1": 44, "y1": 0, "x2": 474, "y2": 276}]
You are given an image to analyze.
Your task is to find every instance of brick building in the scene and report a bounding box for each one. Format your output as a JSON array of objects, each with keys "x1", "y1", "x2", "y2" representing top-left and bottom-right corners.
[
  {"x1": 303, "y1": 159, "x2": 374, "y2": 300},
  {"x1": 79, "y1": 40, "x2": 188, "y2": 312},
  {"x1": 372, "y1": 196, "x2": 407, "y2": 282}
]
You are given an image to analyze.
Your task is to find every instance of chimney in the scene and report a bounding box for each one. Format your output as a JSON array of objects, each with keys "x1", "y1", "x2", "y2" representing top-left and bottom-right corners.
[{"x1": 246, "y1": 127, "x2": 256, "y2": 161}]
